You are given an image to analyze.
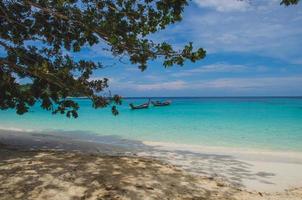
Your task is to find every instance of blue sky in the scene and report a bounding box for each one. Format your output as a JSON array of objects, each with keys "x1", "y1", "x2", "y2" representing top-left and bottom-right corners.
[
  {"x1": 87, "y1": 0, "x2": 302, "y2": 97},
  {"x1": 5, "y1": 0, "x2": 302, "y2": 97}
]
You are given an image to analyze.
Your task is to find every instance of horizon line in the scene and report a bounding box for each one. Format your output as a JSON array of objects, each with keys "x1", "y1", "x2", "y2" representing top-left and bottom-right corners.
[
  {"x1": 122, "y1": 96, "x2": 302, "y2": 98},
  {"x1": 69, "y1": 96, "x2": 302, "y2": 99}
]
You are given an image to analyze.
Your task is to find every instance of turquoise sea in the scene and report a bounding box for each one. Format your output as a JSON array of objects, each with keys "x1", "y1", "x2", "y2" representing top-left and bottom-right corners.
[{"x1": 1, "y1": 97, "x2": 302, "y2": 152}]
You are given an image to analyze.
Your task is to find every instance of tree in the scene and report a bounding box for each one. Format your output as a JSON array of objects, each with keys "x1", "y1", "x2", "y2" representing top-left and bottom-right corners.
[
  {"x1": 281, "y1": 0, "x2": 300, "y2": 5},
  {"x1": 0, "y1": 0, "x2": 206, "y2": 117}
]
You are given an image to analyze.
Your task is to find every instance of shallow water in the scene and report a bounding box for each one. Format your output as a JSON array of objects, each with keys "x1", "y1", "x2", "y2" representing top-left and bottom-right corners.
[{"x1": 1, "y1": 97, "x2": 302, "y2": 152}]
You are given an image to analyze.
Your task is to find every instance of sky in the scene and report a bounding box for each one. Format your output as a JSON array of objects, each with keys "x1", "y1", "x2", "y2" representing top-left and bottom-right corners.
[
  {"x1": 5, "y1": 0, "x2": 302, "y2": 97},
  {"x1": 88, "y1": 0, "x2": 302, "y2": 97}
]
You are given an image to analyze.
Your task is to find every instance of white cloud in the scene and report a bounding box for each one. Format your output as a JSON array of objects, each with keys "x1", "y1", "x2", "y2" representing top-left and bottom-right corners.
[
  {"x1": 193, "y1": 0, "x2": 250, "y2": 12},
  {"x1": 190, "y1": 76, "x2": 302, "y2": 92},
  {"x1": 110, "y1": 79, "x2": 188, "y2": 92},
  {"x1": 193, "y1": 63, "x2": 248, "y2": 72},
  {"x1": 155, "y1": 1, "x2": 302, "y2": 62},
  {"x1": 107, "y1": 73, "x2": 302, "y2": 95},
  {"x1": 134, "y1": 81, "x2": 188, "y2": 91},
  {"x1": 190, "y1": 11, "x2": 302, "y2": 58},
  {"x1": 171, "y1": 63, "x2": 248, "y2": 77}
]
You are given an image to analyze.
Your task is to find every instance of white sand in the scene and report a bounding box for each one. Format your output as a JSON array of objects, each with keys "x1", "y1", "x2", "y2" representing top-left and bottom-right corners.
[{"x1": 142, "y1": 141, "x2": 302, "y2": 192}]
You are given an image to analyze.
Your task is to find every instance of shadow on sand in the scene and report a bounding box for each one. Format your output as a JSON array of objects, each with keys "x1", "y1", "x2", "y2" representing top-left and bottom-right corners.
[{"x1": 0, "y1": 129, "x2": 278, "y2": 199}]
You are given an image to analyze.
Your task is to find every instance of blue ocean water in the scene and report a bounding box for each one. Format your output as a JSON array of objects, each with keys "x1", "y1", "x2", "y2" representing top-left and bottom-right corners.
[{"x1": 0, "y1": 97, "x2": 302, "y2": 152}]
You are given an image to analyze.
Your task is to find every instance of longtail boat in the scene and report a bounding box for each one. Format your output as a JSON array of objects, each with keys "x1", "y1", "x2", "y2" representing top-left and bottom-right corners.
[
  {"x1": 151, "y1": 100, "x2": 171, "y2": 107},
  {"x1": 129, "y1": 99, "x2": 150, "y2": 110}
]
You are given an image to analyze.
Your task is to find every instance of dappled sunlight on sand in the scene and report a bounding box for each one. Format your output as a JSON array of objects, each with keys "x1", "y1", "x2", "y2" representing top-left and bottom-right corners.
[
  {"x1": 1, "y1": 130, "x2": 302, "y2": 199},
  {"x1": 0, "y1": 149, "x2": 231, "y2": 200},
  {"x1": 1, "y1": 148, "x2": 302, "y2": 200}
]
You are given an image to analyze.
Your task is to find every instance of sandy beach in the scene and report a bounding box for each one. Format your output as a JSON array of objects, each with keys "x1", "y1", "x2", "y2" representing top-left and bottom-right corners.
[
  {"x1": 142, "y1": 141, "x2": 302, "y2": 192},
  {"x1": 0, "y1": 129, "x2": 302, "y2": 200}
]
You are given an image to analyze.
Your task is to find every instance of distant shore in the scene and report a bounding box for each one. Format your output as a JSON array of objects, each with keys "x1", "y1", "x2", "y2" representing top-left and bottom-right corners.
[{"x1": 0, "y1": 129, "x2": 302, "y2": 199}]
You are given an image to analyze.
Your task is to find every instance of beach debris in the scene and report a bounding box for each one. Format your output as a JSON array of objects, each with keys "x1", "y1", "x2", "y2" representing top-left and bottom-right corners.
[
  {"x1": 135, "y1": 184, "x2": 144, "y2": 189},
  {"x1": 105, "y1": 185, "x2": 115, "y2": 191},
  {"x1": 146, "y1": 186, "x2": 154, "y2": 190},
  {"x1": 216, "y1": 182, "x2": 225, "y2": 187}
]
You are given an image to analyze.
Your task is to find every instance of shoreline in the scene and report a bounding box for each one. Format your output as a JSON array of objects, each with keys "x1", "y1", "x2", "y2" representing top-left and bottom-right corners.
[
  {"x1": 1, "y1": 129, "x2": 302, "y2": 196},
  {"x1": 1, "y1": 127, "x2": 302, "y2": 154}
]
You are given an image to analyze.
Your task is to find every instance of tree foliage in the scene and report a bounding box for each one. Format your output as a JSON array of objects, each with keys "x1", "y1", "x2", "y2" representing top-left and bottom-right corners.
[
  {"x1": 280, "y1": 0, "x2": 300, "y2": 5},
  {"x1": 0, "y1": 0, "x2": 206, "y2": 117}
]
